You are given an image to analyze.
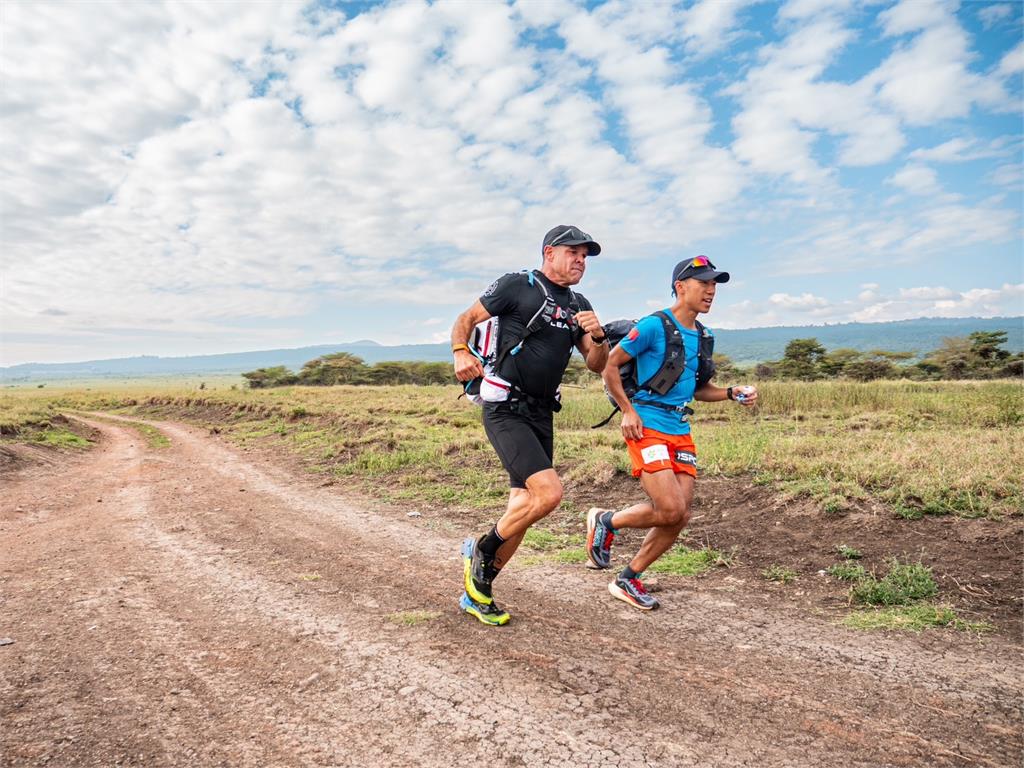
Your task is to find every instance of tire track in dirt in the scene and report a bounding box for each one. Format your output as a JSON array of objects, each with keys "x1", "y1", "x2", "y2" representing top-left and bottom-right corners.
[
  {"x1": 98, "y1": 415, "x2": 1024, "y2": 766},
  {"x1": 1, "y1": 415, "x2": 1020, "y2": 767}
]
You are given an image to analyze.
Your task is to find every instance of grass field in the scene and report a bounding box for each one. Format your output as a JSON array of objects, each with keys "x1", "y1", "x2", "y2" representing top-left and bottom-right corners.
[
  {"x1": 3, "y1": 377, "x2": 1020, "y2": 633},
  {"x1": 4, "y1": 377, "x2": 1020, "y2": 518}
]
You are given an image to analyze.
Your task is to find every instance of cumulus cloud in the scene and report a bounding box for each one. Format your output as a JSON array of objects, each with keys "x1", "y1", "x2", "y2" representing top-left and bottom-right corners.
[
  {"x1": 712, "y1": 282, "x2": 1023, "y2": 328},
  {"x1": 870, "y1": 0, "x2": 1007, "y2": 124},
  {"x1": 0, "y1": 1, "x2": 1019, "y2": 365},
  {"x1": 886, "y1": 164, "x2": 941, "y2": 196},
  {"x1": 979, "y1": 3, "x2": 1016, "y2": 30}
]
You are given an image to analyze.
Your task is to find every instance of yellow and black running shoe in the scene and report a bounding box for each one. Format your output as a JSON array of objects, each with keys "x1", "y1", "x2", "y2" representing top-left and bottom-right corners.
[
  {"x1": 459, "y1": 591, "x2": 510, "y2": 626},
  {"x1": 461, "y1": 536, "x2": 496, "y2": 604}
]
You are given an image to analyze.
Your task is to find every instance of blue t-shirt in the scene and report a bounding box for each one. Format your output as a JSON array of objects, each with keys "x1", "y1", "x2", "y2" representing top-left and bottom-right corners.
[{"x1": 617, "y1": 311, "x2": 700, "y2": 435}]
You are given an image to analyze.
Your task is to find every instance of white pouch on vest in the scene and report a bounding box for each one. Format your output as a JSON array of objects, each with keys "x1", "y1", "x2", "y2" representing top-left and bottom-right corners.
[{"x1": 478, "y1": 372, "x2": 513, "y2": 403}]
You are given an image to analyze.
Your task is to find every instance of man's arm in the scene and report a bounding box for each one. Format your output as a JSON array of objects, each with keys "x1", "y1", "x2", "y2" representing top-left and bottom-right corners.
[
  {"x1": 693, "y1": 382, "x2": 759, "y2": 406},
  {"x1": 602, "y1": 345, "x2": 644, "y2": 440},
  {"x1": 451, "y1": 299, "x2": 492, "y2": 383},
  {"x1": 573, "y1": 310, "x2": 608, "y2": 373}
]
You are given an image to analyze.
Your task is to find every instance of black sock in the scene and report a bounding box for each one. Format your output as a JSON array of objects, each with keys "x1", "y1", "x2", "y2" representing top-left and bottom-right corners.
[
  {"x1": 620, "y1": 565, "x2": 639, "y2": 581},
  {"x1": 599, "y1": 510, "x2": 615, "y2": 530},
  {"x1": 477, "y1": 526, "x2": 506, "y2": 558}
]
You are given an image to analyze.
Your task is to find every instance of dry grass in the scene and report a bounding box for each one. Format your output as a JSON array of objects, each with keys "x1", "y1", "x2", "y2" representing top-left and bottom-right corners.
[{"x1": 2, "y1": 377, "x2": 1021, "y2": 517}]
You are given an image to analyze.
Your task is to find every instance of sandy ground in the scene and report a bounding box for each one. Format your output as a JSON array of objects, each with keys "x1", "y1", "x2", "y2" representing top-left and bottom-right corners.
[{"x1": 1, "y1": 415, "x2": 1021, "y2": 767}]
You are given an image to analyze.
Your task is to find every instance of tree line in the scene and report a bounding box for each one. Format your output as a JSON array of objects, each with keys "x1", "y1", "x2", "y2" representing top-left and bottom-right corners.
[
  {"x1": 736, "y1": 330, "x2": 1022, "y2": 381},
  {"x1": 242, "y1": 353, "x2": 452, "y2": 388},
  {"x1": 242, "y1": 331, "x2": 1021, "y2": 388}
]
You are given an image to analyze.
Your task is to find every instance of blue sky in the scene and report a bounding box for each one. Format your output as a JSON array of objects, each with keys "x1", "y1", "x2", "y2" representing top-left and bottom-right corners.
[{"x1": 1, "y1": 0, "x2": 1021, "y2": 366}]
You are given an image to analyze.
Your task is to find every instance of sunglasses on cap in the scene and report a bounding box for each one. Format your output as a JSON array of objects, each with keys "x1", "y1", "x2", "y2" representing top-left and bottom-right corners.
[
  {"x1": 548, "y1": 226, "x2": 593, "y2": 247},
  {"x1": 675, "y1": 256, "x2": 716, "y2": 278}
]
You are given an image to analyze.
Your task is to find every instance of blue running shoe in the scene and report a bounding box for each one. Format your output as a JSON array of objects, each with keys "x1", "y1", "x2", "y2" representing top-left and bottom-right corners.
[
  {"x1": 460, "y1": 591, "x2": 510, "y2": 626},
  {"x1": 609, "y1": 576, "x2": 659, "y2": 610},
  {"x1": 461, "y1": 537, "x2": 496, "y2": 604},
  {"x1": 586, "y1": 508, "x2": 615, "y2": 569}
]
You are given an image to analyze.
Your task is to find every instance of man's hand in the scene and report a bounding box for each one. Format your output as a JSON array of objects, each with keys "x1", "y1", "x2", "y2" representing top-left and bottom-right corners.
[
  {"x1": 574, "y1": 310, "x2": 604, "y2": 339},
  {"x1": 454, "y1": 350, "x2": 484, "y2": 382},
  {"x1": 733, "y1": 385, "x2": 759, "y2": 407},
  {"x1": 620, "y1": 408, "x2": 644, "y2": 441}
]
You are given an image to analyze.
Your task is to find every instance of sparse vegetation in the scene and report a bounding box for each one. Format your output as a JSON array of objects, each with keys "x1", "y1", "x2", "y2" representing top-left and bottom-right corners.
[
  {"x1": 763, "y1": 565, "x2": 798, "y2": 583},
  {"x1": 842, "y1": 604, "x2": 993, "y2": 633},
  {"x1": 834, "y1": 544, "x2": 862, "y2": 560},
  {"x1": 850, "y1": 559, "x2": 938, "y2": 606},
  {"x1": 2, "y1": 379, "x2": 1021, "y2": 519},
  {"x1": 645, "y1": 545, "x2": 734, "y2": 576},
  {"x1": 827, "y1": 563, "x2": 867, "y2": 581}
]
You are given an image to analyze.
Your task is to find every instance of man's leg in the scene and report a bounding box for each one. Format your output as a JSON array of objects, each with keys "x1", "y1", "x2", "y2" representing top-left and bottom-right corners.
[
  {"x1": 616, "y1": 470, "x2": 694, "y2": 573},
  {"x1": 493, "y1": 469, "x2": 562, "y2": 568},
  {"x1": 462, "y1": 408, "x2": 558, "y2": 624},
  {"x1": 606, "y1": 470, "x2": 694, "y2": 610}
]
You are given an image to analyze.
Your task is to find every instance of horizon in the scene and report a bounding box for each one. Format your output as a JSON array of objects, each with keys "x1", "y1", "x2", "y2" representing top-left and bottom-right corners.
[
  {"x1": 2, "y1": 0, "x2": 1022, "y2": 367},
  {"x1": 3, "y1": 313, "x2": 1021, "y2": 369}
]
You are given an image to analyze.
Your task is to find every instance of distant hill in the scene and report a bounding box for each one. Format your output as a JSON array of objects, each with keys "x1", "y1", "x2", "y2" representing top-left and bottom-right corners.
[
  {"x1": 2, "y1": 316, "x2": 1021, "y2": 382},
  {"x1": 713, "y1": 316, "x2": 1023, "y2": 365}
]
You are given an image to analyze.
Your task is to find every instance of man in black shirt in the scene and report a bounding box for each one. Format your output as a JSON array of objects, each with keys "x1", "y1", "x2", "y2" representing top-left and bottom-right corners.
[{"x1": 451, "y1": 225, "x2": 609, "y2": 625}]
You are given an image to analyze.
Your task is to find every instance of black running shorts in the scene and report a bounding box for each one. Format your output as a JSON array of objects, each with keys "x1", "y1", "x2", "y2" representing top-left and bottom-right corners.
[{"x1": 482, "y1": 402, "x2": 555, "y2": 489}]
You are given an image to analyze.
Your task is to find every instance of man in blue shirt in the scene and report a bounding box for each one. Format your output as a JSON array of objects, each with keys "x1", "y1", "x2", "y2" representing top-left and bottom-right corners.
[{"x1": 591, "y1": 256, "x2": 758, "y2": 609}]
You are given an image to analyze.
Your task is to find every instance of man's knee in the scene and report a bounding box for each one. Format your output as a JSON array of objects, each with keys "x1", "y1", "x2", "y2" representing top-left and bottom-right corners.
[
  {"x1": 653, "y1": 496, "x2": 690, "y2": 527},
  {"x1": 525, "y1": 472, "x2": 562, "y2": 518}
]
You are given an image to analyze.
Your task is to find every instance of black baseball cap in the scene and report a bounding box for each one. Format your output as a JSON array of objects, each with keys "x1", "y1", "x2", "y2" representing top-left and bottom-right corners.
[
  {"x1": 542, "y1": 224, "x2": 601, "y2": 255},
  {"x1": 672, "y1": 255, "x2": 730, "y2": 286}
]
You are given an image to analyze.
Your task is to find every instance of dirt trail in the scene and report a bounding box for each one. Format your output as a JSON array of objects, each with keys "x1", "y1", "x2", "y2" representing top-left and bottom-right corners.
[{"x1": 1, "y1": 415, "x2": 1020, "y2": 768}]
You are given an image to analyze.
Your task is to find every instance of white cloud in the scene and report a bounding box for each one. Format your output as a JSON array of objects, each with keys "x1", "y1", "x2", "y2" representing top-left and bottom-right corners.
[
  {"x1": 871, "y1": 1, "x2": 1007, "y2": 124},
  {"x1": 854, "y1": 283, "x2": 1024, "y2": 322},
  {"x1": 711, "y1": 283, "x2": 1024, "y2": 328},
  {"x1": 680, "y1": 0, "x2": 754, "y2": 57},
  {"x1": 1, "y1": 1, "x2": 1019, "y2": 365},
  {"x1": 979, "y1": 3, "x2": 1016, "y2": 30},
  {"x1": 909, "y1": 136, "x2": 1013, "y2": 163},
  {"x1": 898, "y1": 286, "x2": 955, "y2": 300},
  {"x1": 997, "y1": 41, "x2": 1024, "y2": 77},
  {"x1": 886, "y1": 164, "x2": 941, "y2": 196},
  {"x1": 769, "y1": 292, "x2": 830, "y2": 310}
]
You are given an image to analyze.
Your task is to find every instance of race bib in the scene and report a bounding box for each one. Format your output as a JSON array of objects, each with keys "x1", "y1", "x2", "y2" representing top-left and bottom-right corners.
[{"x1": 640, "y1": 444, "x2": 671, "y2": 464}]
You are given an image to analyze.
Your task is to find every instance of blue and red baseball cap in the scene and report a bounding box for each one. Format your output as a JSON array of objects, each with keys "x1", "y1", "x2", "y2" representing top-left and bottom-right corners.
[{"x1": 672, "y1": 255, "x2": 729, "y2": 286}]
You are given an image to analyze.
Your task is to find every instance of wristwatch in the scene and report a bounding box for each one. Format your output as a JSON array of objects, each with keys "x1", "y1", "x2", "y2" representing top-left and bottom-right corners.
[
  {"x1": 591, "y1": 334, "x2": 607, "y2": 345},
  {"x1": 726, "y1": 386, "x2": 734, "y2": 400}
]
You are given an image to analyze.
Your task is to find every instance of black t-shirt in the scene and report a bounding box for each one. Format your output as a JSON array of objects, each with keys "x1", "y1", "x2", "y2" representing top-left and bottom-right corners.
[{"x1": 479, "y1": 270, "x2": 594, "y2": 400}]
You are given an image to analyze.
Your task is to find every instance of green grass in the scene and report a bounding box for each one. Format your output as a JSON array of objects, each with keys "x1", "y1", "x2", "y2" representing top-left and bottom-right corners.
[
  {"x1": 2, "y1": 378, "x2": 1021, "y2": 518},
  {"x1": 850, "y1": 560, "x2": 938, "y2": 606},
  {"x1": 646, "y1": 545, "x2": 734, "y2": 576},
  {"x1": 826, "y1": 563, "x2": 868, "y2": 581},
  {"x1": 834, "y1": 544, "x2": 862, "y2": 560},
  {"x1": 842, "y1": 604, "x2": 994, "y2": 633},
  {"x1": 122, "y1": 419, "x2": 171, "y2": 448},
  {"x1": 762, "y1": 565, "x2": 798, "y2": 583}
]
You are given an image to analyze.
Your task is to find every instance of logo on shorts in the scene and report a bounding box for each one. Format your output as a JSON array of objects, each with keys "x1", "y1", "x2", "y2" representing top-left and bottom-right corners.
[
  {"x1": 640, "y1": 444, "x2": 671, "y2": 464},
  {"x1": 674, "y1": 450, "x2": 697, "y2": 466}
]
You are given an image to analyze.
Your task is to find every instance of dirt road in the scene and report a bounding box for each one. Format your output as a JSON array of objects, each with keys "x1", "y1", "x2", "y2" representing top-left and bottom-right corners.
[{"x1": 2, "y1": 416, "x2": 1021, "y2": 767}]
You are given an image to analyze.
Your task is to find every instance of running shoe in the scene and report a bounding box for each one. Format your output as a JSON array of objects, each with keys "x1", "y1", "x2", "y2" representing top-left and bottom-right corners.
[
  {"x1": 608, "y1": 576, "x2": 660, "y2": 610},
  {"x1": 461, "y1": 536, "x2": 496, "y2": 604},
  {"x1": 586, "y1": 507, "x2": 615, "y2": 569},
  {"x1": 459, "y1": 591, "x2": 510, "y2": 626}
]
